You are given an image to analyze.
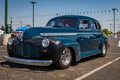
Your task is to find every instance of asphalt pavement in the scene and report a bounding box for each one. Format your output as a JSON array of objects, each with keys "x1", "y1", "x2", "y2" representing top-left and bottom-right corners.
[{"x1": 0, "y1": 38, "x2": 120, "y2": 80}]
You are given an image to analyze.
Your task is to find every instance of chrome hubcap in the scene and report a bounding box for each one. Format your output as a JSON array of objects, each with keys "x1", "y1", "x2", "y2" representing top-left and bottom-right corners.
[
  {"x1": 61, "y1": 48, "x2": 71, "y2": 66},
  {"x1": 102, "y1": 44, "x2": 106, "y2": 54}
]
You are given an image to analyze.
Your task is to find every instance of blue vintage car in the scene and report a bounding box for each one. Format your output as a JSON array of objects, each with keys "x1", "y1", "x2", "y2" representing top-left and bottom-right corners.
[{"x1": 4, "y1": 15, "x2": 109, "y2": 69}]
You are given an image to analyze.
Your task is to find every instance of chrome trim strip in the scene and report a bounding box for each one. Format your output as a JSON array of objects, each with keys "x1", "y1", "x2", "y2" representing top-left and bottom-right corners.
[
  {"x1": 4, "y1": 56, "x2": 53, "y2": 66},
  {"x1": 40, "y1": 33, "x2": 102, "y2": 36},
  {"x1": 41, "y1": 33, "x2": 78, "y2": 36}
]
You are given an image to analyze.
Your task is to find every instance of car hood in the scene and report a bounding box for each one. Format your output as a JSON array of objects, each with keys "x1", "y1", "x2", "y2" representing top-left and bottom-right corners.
[{"x1": 23, "y1": 27, "x2": 78, "y2": 38}]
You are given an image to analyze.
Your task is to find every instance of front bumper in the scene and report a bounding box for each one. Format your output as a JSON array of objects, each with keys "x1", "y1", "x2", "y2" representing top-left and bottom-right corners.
[{"x1": 4, "y1": 56, "x2": 53, "y2": 66}]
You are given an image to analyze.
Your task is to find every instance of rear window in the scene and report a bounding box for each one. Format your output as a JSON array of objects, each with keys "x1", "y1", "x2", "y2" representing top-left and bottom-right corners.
[
  {"x1": 46, "y1": 18, "x2": 78, "y2": 28},
  {"x1": 90, "y1": 21, "x2": 101, "y2": 30}
]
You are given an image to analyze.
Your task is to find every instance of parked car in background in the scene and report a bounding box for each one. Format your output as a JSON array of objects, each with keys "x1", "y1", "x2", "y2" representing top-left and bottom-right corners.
[
  {"x1": 0, "y1": 30, "x2": 4, "y2": 36},
  {"x1": 0, "y1": 30, "x2": 4, "y2": 45},
  {"x1": 4, "y1": 15, "x2": 109, "y2": 69}
]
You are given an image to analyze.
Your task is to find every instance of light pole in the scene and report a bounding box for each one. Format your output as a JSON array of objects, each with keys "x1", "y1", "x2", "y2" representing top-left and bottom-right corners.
[
  {"x1": 20, "y1": 21, "x2": 22, "y2": 27},
  {"x1": 30, "y1": 1, "x2": 37, "y2": 27},
  {"x1": 5, "y1": 0, "x2": 8, "y2": 33},
  {"x1": 112, "y1": 8, "x2": 118, "y2": 38},
  {"x1": 118, "y1": 24, "x2": 120, "y2": 32},
  {"x1": 110, "y1": 24, "x2": 112, "y2": 33},
  {"x1": 56, "y1": 13, "x2": 59, "y2": 16},
  {"x1": 10, "y1": 17, "x2": 12, "y2": 28}
]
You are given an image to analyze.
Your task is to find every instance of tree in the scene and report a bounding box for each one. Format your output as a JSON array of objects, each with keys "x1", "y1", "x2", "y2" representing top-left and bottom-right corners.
[
  {"x1": 0, "y1": 26, "x2": 5, "y2": 31},
  {"x1": 102, "y1": 29, "x2": 111, "y2": 36}
]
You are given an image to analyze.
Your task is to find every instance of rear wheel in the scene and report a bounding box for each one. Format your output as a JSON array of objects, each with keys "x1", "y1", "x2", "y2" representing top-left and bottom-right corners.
[
  {"x1": 100, "y1": 43, "x2": 107, "y2": 57},
  {"x1": 55, "y1": 47, "x2": 72, "y2": 69}
]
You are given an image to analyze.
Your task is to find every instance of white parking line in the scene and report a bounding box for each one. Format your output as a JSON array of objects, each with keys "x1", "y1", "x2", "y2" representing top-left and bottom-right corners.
[{"x1": 75, "y1": 57, "x2": 120, "y2": 80}]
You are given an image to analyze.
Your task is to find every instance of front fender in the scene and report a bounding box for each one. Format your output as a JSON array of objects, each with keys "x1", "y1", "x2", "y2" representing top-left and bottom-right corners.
[{"x1": 54, "y1": 37, "x2": 81, "y2": 62}]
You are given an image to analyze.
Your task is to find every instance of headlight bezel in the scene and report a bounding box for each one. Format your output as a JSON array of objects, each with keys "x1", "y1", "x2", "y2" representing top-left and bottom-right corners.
[
  {"x1": 42, "y1": 38, "x2": 50, "y2": 48},
  {"x1": 7, "y1": 37, "x2": 15, "y2": 45}
]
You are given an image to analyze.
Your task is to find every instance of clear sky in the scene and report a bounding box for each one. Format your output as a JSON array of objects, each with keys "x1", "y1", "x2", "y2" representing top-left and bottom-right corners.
[{"x1": 0, "y1": 0, "x2": 120, "y2": 32}]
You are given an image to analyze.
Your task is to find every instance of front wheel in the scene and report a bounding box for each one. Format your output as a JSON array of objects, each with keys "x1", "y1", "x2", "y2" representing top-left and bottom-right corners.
[
  {"x1": 100, "y1": 43, "x2": 107, "y2": 57},
  {"x1": 55, "y1": 47, "x2": 72, "y2": 69}
]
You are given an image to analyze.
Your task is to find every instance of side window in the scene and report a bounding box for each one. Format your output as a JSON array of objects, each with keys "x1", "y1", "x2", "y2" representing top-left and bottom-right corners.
[
  {"x1": 90, "y1": 21, "x2": 97, "y2": 29},
  {"x1": 79, "y1": 20, "x2": 89, "y2": 29}
]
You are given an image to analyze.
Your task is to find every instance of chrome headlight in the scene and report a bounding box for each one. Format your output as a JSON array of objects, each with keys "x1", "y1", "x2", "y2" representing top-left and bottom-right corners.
[
  {"x1": 8, "y1": 38, "x2": 14, "y2": 45},
  {"x1": 42, "y1": 38, "x2": 50, "y2": 48}
]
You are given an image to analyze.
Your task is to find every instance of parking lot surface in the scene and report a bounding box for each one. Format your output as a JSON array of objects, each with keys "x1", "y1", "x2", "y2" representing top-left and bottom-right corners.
[{"x1": 0, "y1": 38, "x2": 120, "y2": 80}]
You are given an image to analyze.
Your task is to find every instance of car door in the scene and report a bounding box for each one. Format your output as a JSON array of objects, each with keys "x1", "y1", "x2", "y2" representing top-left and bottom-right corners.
[
  {"x1": 77, "y1": 19, "x2": 102, "y2": 58},
  {"x1": 77, "y1": 19, "x2": 95, "y2": 57}
]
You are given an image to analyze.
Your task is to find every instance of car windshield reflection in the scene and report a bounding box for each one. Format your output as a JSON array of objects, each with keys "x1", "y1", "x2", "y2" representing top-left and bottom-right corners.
[{"x1": 46, "y1": 18, "x2": 78, "y2": 28}]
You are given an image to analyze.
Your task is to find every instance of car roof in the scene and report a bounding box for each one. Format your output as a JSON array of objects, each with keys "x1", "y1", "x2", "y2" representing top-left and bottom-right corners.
[{"x1": 50, "y1": 15, "x2": 98, "y2": 21}]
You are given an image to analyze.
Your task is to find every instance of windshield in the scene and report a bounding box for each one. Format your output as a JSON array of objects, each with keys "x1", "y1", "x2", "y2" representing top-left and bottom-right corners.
[{"x1": 46, "y1": 18, "x2": 78, "y2": 28}]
